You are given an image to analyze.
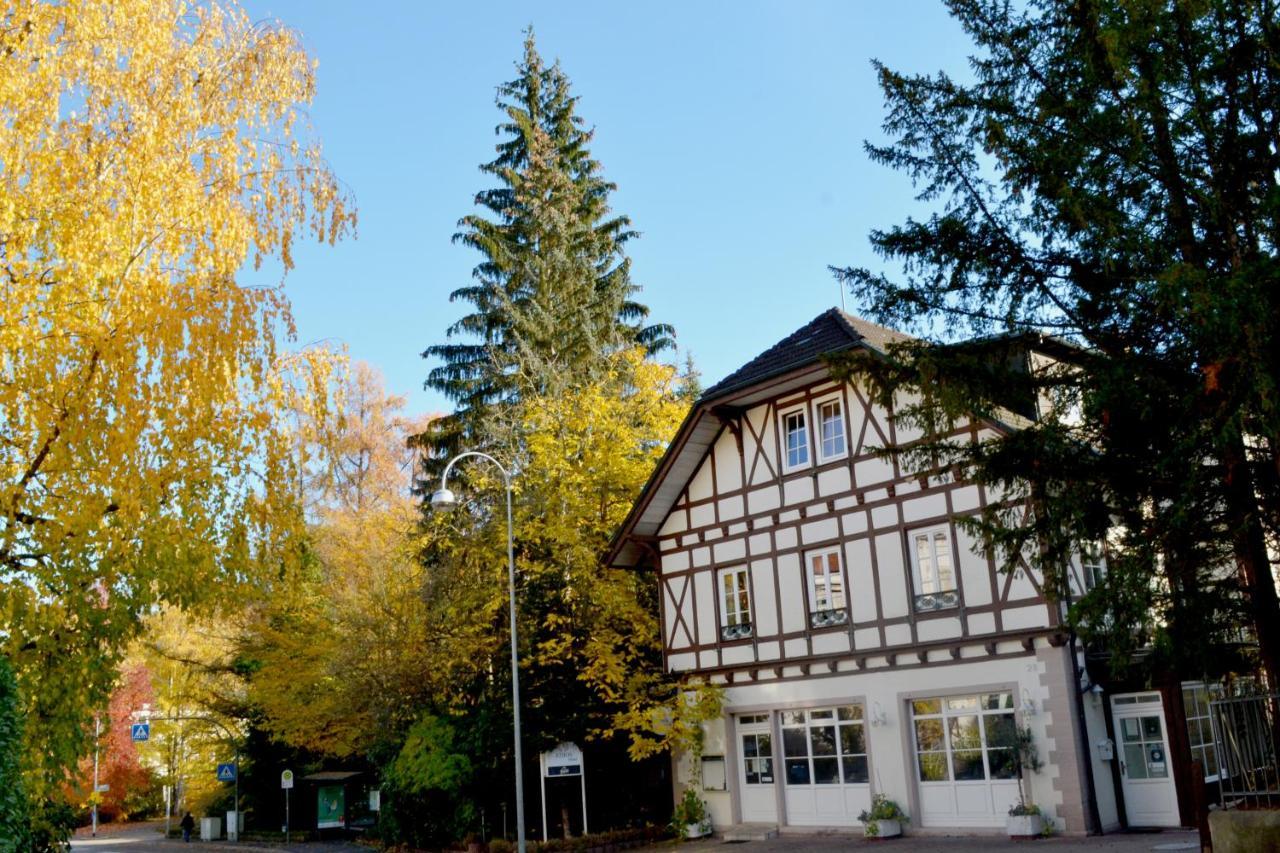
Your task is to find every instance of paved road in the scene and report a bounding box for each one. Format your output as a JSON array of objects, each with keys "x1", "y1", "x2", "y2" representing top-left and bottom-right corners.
[
  {"x1": 73, "y1": 822, "x2": 1201, "y2": 853},
  {"x1": 69, "y1": 821, "x2": 365, "y2": 853},
  {"x1": 643, "y1": 829, "x2": 1202, "y2": 852}
]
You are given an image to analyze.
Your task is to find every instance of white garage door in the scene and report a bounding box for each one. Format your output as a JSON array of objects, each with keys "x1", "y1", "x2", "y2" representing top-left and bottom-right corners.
[
  {"x1": 911, "y1": 692, "x2": 1022, "y2": 827},
  {"x1": 780, "y1": 705, "x2": 872, "y2": 826}
]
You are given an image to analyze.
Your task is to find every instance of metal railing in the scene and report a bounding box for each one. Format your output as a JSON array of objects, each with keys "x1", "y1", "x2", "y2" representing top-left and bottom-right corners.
[{"x1": 1209, "y1": 693, "x2": 1280, "y2": 809}]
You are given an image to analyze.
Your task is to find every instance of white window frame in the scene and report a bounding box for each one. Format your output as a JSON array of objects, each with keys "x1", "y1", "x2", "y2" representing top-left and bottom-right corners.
[
  {"x1": 911, "y1": 692, "x2": 1018, "y2": 783},
  {"x1": 780, "y1": 705, "x2": 869, "y2": 786},
  {"x1": 780, "y1": 406, "x2": 810, "y2": 472},
  {"x1": 718, "y1": 566, "x2": 752, "y2": 640},
  {"x1": 1182, "y1": 682, "x2": 1223, "y2": 782},
  {"x1": 813, "y1": 395, "x2": 848, "y2": 462},
  {"x1": 909, "y1": 525, "x2": 959, "y2": 611},
  {"x1": 805, "y1": 547, "x2": 848, "y2": 628},
  {"x1": 1080, "y1": 541, "x2": 1106, "y2": 591}
]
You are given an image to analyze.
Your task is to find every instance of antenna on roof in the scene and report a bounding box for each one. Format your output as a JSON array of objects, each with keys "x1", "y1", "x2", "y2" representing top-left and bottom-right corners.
[{"x1": 838, "y1": 279, "x2": 847, "y2": 313}]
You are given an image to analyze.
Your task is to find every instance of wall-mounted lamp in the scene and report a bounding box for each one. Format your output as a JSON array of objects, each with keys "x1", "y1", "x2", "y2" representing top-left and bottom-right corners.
[
  {"x1": 1020, "y1": 688, "x2": 1038, "y2": 717},
  {"x1": 870, "y1": 701, "x2": 889, "y2": 727}
]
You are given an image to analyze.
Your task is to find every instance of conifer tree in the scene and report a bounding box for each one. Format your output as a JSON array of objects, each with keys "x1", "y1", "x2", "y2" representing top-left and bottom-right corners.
[
  {"x1": 832, "y1": 0, "x2": 1279, "y2": 686},
  {"x1": 421, "y1": 30, "x2": 673, "y2": 461}
]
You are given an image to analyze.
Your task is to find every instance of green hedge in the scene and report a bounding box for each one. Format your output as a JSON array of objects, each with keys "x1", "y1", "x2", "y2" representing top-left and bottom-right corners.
[{"x1": 486, "y1": 825, "x2": 671, "y2": 853}]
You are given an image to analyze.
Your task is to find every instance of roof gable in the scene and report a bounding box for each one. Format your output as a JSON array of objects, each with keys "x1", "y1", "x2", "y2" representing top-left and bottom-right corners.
[{"x1": 608, "y1": 309, "x2": 911, "y2": 568}]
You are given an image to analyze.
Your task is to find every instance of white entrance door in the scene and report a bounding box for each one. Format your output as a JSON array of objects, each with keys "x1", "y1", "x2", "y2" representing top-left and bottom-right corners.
[
  {"x1": 1112, "y1": 692, "x2": 1180, "y2": 828},
  {"x1": 737, "y1": 714, "x2": 777, "y2": 823}
]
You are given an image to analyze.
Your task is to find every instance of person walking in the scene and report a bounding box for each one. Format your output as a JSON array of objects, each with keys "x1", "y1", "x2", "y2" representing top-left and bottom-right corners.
[{"x1": 180, "y1": 811, "x2": 195, "y2": 842}]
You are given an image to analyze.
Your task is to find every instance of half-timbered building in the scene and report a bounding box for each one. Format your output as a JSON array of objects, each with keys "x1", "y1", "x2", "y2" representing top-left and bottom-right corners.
[{"x1": 608, "y1": 309, "x2": 1155, "y2": 835}]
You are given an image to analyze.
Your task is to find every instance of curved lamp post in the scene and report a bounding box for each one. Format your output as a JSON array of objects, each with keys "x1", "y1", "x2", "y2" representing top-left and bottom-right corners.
[{"x1": 431, "y1": 451, "x2": 525, "y2": 853}]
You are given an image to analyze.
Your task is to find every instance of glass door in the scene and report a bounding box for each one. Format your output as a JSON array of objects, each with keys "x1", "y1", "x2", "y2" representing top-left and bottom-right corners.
[{"x1": 1112, "y1": 693, "x2": 1180, "y2": 827}]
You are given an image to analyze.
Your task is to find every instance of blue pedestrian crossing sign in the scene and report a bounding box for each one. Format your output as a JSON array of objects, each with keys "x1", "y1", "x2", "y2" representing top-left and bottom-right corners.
[
  {"x1": 217, "y1": 763, "x2": 237, "y2": 782},
  {"x1": 130, "y1": 723, "x2": 150, "y2": 742}
]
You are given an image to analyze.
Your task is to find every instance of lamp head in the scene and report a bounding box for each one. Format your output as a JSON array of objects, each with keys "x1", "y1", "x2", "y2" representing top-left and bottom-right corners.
[{"x1": 430, "y1": 488, "x2": 459, "y2": 513}]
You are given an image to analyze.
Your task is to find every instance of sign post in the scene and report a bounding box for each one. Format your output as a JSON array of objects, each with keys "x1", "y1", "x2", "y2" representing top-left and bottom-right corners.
[
  {"x1": 217, "y1": 762, "x2": 239, "y2": 841},
  {"x1": 539, "y1": 742, "x2": 586, "y2": 840},
  {"x1": 281, "y1": 770, "x2": 294, "y2": 843}
]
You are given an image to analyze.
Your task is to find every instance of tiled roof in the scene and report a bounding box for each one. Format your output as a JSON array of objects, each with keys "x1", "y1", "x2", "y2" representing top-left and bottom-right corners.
[{"x1": 699, "y1": 308, "x2": 913, "y2": 402}]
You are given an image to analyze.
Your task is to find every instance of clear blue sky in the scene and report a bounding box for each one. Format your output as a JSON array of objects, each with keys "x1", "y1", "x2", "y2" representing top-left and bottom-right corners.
[{"x1": 240, "y1": 1, "x2": 972, "y2": 415}]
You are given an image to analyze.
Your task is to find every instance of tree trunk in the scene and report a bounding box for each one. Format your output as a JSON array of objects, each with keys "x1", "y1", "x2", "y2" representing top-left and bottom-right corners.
[{"x1": 1223, "y1": 435, "x2": 1280, "y2": 690}]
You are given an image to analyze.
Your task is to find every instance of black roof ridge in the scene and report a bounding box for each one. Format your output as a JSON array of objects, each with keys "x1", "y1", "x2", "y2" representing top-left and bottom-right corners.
[{"x1": 698, "y1": 308, "x2": 911, "y2": 403}]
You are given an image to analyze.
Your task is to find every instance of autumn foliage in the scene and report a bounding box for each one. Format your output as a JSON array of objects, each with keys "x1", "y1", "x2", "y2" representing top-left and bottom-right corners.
[
  {"x1": 0, "y1": 0, "x2": 352, "y2": 838},
  {"x1": 67, "y1": 667, "x2": 157, "y2": 823}
]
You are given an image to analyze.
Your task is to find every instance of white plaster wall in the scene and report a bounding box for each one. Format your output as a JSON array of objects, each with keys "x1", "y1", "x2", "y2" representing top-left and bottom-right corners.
[
  {"x1": 714, "y1": 435, "x2": 742, "y2": 492},
  {"x1": 776, "y1": 554, "x2": 805, "y2": 634},
  {"x1": 751, "y1": 559, "x2": 779, "y2": 637},
  {"x1": 693, "y1": 571, "x2": 715, "y2": 645},
  {"x1": 875, "y1": 533, "x2": 909, "y2": 618},
  {"x1": 715, "y1": 655, "x2": 1061, "y2": 830},
  {"x1": 956, "y1": 527, "x2": 993, "y2": 607},
  {"x1": 846, "y1": 538, "x2": 877, "y2": 623},
  {"x1": 688, "y1": 456, "x2": 714, "y2": 502}
]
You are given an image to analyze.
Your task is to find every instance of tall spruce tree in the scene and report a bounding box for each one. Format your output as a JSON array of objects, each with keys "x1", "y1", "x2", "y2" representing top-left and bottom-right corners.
[
  {"x1": 421, "y1": 30, "x2": 673, "y2": 463},
  {"x1": 832, "y1": 0, "x2": 1279, "y2": 686}
]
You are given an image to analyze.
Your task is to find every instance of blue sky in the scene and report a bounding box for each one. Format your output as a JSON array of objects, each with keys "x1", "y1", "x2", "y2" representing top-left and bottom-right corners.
[{"x1": 240, "y1": 1, "x2": 973, "y2": 415}]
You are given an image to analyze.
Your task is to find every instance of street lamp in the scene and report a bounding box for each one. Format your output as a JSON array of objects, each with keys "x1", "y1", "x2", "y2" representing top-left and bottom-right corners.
[{"x1": 431, "y1": 451, "x2": 526, "y2": 853}]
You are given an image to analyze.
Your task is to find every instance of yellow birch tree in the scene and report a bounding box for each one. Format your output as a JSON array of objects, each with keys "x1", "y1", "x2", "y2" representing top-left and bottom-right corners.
[{"x1": 0, "y1": 0, "x2": 353, "y2": 835}]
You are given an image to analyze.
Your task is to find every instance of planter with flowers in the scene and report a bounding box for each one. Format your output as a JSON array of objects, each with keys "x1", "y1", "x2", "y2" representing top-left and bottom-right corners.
[
  {"x1": 858, "y1": 794, "x2": 908, "y2": 839},
  {"x1": 671, "y1": 787, "x2": 711, "y2": 840}
]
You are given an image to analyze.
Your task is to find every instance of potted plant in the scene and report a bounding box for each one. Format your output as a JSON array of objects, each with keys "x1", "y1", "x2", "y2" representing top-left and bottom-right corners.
[
  {"x1": 858, "y1": 794, "x2": 908, "y2": 838},
  {"x1": 670, "y1": 787, "x2": 711, "y2": 840},
  {"x1": 1001, "y1": 723, "x2": 1047, "y2": 839}
]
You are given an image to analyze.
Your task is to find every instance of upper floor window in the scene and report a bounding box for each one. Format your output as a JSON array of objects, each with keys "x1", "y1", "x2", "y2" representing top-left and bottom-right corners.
[
  {"x1": 910, "y1": 526, "x2": 958, "y2": 612},
  {"x1": 806, "y1": 548, "x2": 848, "y2": 628},
  {"x1": 1080, "y1": 541, "x2": 1106, "y2": 591},
  {"x1": 719, "y1": 567, "x2": 752, "y2": 640},
  {"x1": 783, "y1": 408, "x2": 809, "y2": 470},
  {"x1": 816, "y1": 398, "x2": 847, "y2": 461}
]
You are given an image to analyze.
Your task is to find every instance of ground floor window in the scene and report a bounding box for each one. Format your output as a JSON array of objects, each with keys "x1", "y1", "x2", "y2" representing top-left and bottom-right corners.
[
  {"x1": 912, "y1": 692, "x2": 1017, "y2": 782},
  {"x1": 1182, "y1": 682, "x2": 1223, "y2": 781},
  {"x1": 780, "y1": 705, "x2": 868, "y2": 785}
]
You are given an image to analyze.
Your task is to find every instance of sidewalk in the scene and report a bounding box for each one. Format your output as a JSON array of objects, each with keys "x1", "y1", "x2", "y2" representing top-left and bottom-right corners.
[{"x1": 637, "y1": 830, "x2": 1201, "y2": 852}]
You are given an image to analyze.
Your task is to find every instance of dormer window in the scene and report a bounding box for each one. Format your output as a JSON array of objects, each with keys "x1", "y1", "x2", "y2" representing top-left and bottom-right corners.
[
  {"x1": 816, "y1": 398, "x2": 847, "y2": 462},
  {"x1": 783, "y1": 409, "x2": 809, "y2": 471},
  {"x1": 719, "y1": 567, "x2": 752, "y2": 641}
]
